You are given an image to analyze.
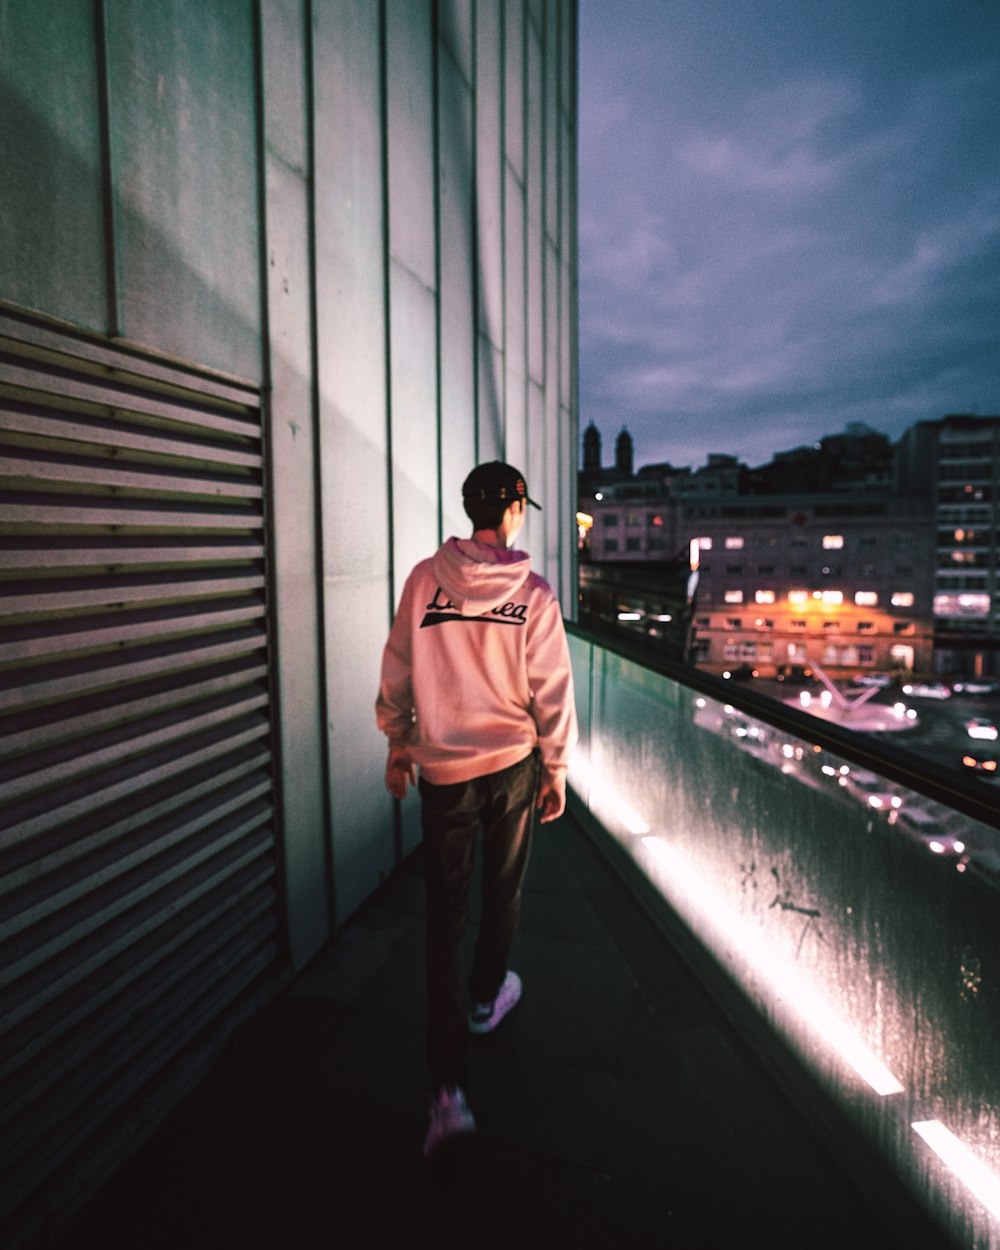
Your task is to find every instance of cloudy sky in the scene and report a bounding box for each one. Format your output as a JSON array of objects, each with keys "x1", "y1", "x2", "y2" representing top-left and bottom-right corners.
[{"x1": 578, "y1": 0, "x2": 1000, "y2": 472}]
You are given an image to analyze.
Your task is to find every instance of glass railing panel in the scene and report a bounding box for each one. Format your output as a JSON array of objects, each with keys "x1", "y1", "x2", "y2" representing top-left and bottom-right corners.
[
  {"x1": 567, "y1": 630, "x2": 1000, "y2": 1249},
  {"x1": 566, "y1": 630, "x2": 593, "y2": 795}
]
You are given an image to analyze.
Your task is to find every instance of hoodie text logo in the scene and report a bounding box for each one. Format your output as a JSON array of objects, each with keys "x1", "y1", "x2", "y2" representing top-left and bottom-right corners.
[{"x1": 421, "y1": 585, "x2": 527, "y2": 628}]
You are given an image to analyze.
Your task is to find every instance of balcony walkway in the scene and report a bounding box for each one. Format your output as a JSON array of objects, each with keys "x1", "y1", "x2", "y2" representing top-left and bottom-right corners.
[{"x1": 62, "y1": 811, "x2": 913, "y2": 1249}]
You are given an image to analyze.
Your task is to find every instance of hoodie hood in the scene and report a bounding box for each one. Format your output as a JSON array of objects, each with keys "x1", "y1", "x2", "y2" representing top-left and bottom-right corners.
[{"x1": 430, "y1": 536, "x2": 532, "y2": 615}]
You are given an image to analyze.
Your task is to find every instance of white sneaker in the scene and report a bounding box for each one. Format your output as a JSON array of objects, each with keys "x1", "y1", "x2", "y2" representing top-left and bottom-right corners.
[
  {"x1": 468, "y1": 970, "x2": 522, "y2": 1035},
  {"x1": 423, "y1": 1085, "x2": 476, "y2": 1158}
]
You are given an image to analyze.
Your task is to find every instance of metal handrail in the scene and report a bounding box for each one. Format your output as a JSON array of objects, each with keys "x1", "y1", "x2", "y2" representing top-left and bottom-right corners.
[{"x1": 566, "y1": 619, "x2": 1000, "y2": 834}]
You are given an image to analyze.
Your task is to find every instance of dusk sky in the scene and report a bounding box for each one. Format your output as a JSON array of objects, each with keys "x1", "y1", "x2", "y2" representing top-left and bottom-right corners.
[{"x1": 578, "y1": 0, "x2": 1000, "y2": 472}]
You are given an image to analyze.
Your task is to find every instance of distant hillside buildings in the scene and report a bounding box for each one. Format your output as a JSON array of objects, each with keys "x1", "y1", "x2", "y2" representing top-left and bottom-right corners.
[{"x1": 578, "y1": 415, "x2": 1000, "y2": 680}]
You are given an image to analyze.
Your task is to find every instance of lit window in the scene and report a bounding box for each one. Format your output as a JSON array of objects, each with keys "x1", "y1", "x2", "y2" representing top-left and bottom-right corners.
[
  {"x1": 755, "y1": 590, "x2": 776, "y2": 604},
  {"x1": 821, "y1": 591, "x2": 843, "y2": 605},
  {"x1": 724, "y1": 536, "x2": 744, "y2": 549},
  {"x1": 822, "y1": 535, "x2": 844, "y2": 549},
  {"x1": 696, "y1": 536, "x2": 713, "y2": 550},
  {"x1": 724, "y1": 590, "x2": 744, "y2": 604},
  {"x1": 855, "y1": 591, "x2": 878, "y2": 606},
  {"x1": 891, "y1": 592, "x2": 914, "y2": 607},
  {"x1": 788, "y1": 590, "x2": 809, "y2": 605},
  {"x1": 650, "y1": 514, "x2": 664, "y2": 527},
  {"x1": 934, "y1": 592, "x2": 989, "y2": 617}
]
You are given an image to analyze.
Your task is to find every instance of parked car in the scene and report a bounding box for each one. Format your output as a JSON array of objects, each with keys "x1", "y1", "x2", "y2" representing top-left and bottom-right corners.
[
  {"x1": 775, "y1": 664, "x2": 815, "y2": 685},
  {"x1": 966, "y1": 717, "x2": 999, "y2": 742},
  {"x1": 896, "y1": 805, "x2": 968, "y2": 861},
  {"x1": 841, "y1": 767, "x2": 904, "y2": 812},
  {"x1": 961, "y1": 751, "x2": 998, "y2": 776},
  {"x1": 850, "y1": 673, "x2": 892, "y2": 688},
  {"x1": 953, "y1": 679, "x2": 1000, "y2": 696},
  {"x1": 723, "y1": 663, "x2": 758, "y2": 681},
  {"x1": 901, "y1": 681, "x2": 951, "y2": 700}
]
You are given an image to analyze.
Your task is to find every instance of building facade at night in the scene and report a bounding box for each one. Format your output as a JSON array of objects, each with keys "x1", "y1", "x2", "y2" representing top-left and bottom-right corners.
[
  {"x1": 685, "y1": 493, "x2": 934, "y2": 675},
  {"x1": 0, "y1": 3, "x2": 578, "y2": 1243},
  {"x1": 579, "y1": 424, "x2": 948, "y2": 676},
  {"x1": 929, "y1": 414, "x2": 1000, "y2": 677}
]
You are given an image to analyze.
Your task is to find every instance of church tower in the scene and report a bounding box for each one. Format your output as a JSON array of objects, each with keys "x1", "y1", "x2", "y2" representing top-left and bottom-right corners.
[
  {"x1": 583, "y1": 421, "x2": 602, "y2": 471},
  {"x1": 615, "y1": 426, "x2": 634, "y2": 478}
]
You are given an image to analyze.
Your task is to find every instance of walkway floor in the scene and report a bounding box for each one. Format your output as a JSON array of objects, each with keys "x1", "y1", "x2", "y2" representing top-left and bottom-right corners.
[{"x1": 62, "y1": 811, "x2": 907, "y2": 1249}]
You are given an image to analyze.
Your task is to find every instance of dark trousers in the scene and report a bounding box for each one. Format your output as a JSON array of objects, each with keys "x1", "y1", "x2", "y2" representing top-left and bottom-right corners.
[{"x1": 419, "y1": 750, "x2": 540, "y2": 1092}]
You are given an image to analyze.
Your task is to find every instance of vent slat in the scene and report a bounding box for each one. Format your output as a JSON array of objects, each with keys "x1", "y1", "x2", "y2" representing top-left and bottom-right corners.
[
  {"x1": 0, "y1": 404, "x2": 262, "y2": 467},
  {"x1": 0, "y1": 627, "x2": 267, "y2": 708},
  {"x1": 0, "y1": 570, "x2": 266, "y2": 615}
]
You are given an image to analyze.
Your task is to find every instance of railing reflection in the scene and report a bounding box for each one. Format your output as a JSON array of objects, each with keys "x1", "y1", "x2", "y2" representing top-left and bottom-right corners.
[{"x1": 567, "y1": 624, "x2": 1000, "y2": 1248}]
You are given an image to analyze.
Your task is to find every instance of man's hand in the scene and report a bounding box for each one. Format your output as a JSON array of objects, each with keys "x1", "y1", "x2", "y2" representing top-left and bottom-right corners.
[
  {"x1": 536, "y1": 768, "x2": 566, "y2": 823},
  {"x1": 385, "y1": 743, "x2": 416, "y2": 800}
]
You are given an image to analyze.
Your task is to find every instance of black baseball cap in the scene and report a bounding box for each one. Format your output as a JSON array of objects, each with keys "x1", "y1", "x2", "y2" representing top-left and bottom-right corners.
[{"x1": 462, "y1": 461, "x2": 542, "y2": 510}]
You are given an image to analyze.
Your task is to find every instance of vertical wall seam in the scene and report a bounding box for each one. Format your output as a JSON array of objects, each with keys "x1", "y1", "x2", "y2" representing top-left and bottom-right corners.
[
  {"x1": 521, "y1": 0, "x2": 530, "y2": 479},
  {"x1": 432, "y1": 0, "x2": 444, "y2": 545},
  {"x1": 301, "y1": 0, "x2": 337, "y2": 930},
  {"x1": 380, "y1": 0, "x2": 395, "y2": 618},
  {"x1": 250, "y1": 0, "x2": 292, "y2": 959},
  {"x1": 470, "y1": 0, "x2": 480, "y2": 463},
  {"x1": 540, "y1": 0, "x2": 549, "y2": 563},
  {"x1": 93, "y1": 0, "x2": 120, "y2": 337},
  {"x1": 499, "y1": 0, "x2": 507, "y2": 458},
  {"x1": 568, "y1": 0, "x2": 580, "y2": 612},
  {"x1": 379, "y1": 0, "x2": 403, "y2": 865}
]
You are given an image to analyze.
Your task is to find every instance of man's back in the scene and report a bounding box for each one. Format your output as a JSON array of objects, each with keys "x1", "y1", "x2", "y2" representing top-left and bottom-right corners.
[{"x1": 376, "y1": 535, "x2": 574, "y2": 786}]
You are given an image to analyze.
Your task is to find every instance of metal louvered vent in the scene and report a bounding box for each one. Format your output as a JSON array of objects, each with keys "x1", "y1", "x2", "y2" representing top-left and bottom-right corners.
[{"x1": 0, "y1": 308, "x2": 284, "y2": 1243}]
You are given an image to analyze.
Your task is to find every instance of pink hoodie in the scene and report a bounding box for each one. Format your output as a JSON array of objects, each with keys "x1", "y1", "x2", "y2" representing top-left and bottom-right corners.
[{"x1": 376, "y1": 537, "x2": 578, "y2": 785}]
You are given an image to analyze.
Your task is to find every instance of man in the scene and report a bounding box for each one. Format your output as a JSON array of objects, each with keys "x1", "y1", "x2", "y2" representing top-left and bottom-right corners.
[{"x1": 375, "y1": 461, "x2": 578, "y2": 1158}]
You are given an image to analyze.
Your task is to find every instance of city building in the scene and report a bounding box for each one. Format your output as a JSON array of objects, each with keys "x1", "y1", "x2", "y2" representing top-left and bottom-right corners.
[
  {"x1": 929, "y1": 414, "x2": 1000, "y2": 677},
  {"x1": 578, "y1": 420, "x2": 642, "y2": 498},
  {"x1": 579, "y1": 423, "x2": 938, "y2": 676},
  {"x1": 686, "y1": 491, "x2": 934, "y2": 676}
]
